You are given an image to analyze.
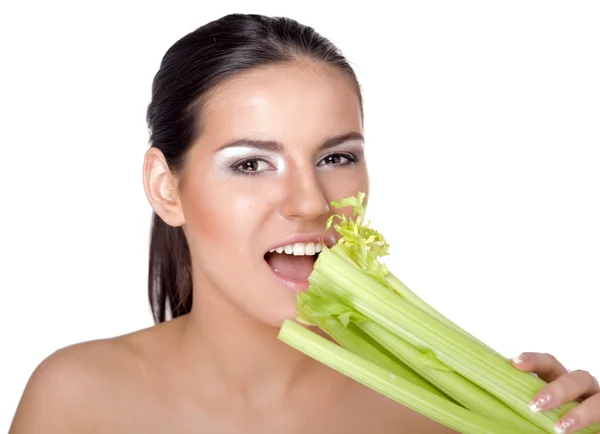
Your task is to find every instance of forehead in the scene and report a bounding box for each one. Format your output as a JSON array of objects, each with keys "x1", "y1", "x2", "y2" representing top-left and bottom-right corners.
[{"x1": 197, "y1": 61, "x2": 363, "y2": 149}]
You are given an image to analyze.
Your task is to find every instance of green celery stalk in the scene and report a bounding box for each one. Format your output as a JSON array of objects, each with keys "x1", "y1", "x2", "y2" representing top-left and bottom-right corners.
[
  {"x1": 383, "y1": 272, "x2": 504, "y2": 357},
  {"x1": 309, "y1": 244, "x2": 584, "y2": 433},
  {"x1": 296, "y1": 291, "x2": 449, "y2": 399},
  {"x1": 355, "y1": 318, "x2": 546, "y2": 433},
  {"x1": 278, "y1": 319, "x2": 513, "y2": 434}
]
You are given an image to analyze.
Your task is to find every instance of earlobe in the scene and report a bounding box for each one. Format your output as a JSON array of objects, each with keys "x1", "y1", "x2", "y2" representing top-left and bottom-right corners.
[{"x1": 142, "y1": 148, "x2": 185, "y2": 227}]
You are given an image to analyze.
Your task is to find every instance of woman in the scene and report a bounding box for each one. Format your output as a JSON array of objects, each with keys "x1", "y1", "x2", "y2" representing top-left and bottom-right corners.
[{"x1": 9, "y1": 13, "x2": 600, "y2": 434}]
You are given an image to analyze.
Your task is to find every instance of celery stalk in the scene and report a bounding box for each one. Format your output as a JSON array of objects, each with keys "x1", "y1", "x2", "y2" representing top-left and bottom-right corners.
[
  {"x1": 356, "y1": 319, "x2": 547, "y2": 433},
  {"x1": 309, "y1": 244, "x2": 579, "y2": 432},
  {"x1": 296, "y1": 291, "x2": 449, "y2": 399},
  {"x1": 383, "y1": 272, "x2": 504, "y2": 357},
  {"x1": 320, "y1": 318, "x2": 448, "y2": 398},
  {"x1": 278, "y1": 319, "x2": 513, "y2": 434}
]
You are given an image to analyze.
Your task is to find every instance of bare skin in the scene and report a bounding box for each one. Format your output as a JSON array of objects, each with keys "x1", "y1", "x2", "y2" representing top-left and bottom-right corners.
[
  {"x1": 10, "y1": 61, "x2": 600, "y2": 433},
  {"x1": 10, "y1": 317, "x2": 456, "y2": 434}
]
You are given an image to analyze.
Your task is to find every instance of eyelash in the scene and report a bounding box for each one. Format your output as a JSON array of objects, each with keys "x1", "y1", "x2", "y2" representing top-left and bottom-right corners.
[
  {"x1": 317, "y1": 152, "x2": 359, "y2": 168},
  {"x1": 230, "y1": 152, "x2": 359, "y2": 177},
  {"x1": 230, "y1": 158, "x2": 273, "y2": 177}
]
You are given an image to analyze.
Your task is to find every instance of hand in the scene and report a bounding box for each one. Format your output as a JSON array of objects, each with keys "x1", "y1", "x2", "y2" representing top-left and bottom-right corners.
[{"x1": 511, "y1": 352, "x2": 600, "y2": 433}]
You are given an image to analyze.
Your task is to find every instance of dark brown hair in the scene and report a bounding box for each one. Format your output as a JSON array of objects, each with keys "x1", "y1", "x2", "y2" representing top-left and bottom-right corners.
[{"x1": 146, "y1": 13, "x2": 362, "y2": 323}]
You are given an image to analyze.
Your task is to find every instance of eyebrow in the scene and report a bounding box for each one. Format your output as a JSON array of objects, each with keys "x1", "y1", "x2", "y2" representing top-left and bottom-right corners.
[{"x1": 215, "y1": 131, "x2": 365, "y2": 153}]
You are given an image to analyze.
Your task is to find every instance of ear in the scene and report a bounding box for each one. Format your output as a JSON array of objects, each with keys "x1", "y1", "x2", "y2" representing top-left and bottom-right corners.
[{"x1": 142, "y1": 147, "x2": 185, "y2": 227}]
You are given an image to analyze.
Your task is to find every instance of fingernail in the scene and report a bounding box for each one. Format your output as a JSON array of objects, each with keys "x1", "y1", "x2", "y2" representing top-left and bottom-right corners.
[
  {"x1": 529, "y1": 393, "x2": 552, "y2": 412},
  {"x1": 554, "y1": 415, "x2": 576, "y2": 433},
  {"x1": 511, "y1": 353, "x2": 529, "y2": 364}
]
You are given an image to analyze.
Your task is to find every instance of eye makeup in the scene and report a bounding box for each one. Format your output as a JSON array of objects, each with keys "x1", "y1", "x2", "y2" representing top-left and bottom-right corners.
[
  {"x1": 213, "y1": 138, "x2": 365, "y2": 177},
  {"x1": 316, "y1": 139, "x2": 365, "y2": 168}
]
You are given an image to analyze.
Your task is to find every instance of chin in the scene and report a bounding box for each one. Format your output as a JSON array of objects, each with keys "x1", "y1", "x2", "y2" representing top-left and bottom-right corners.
[
  {"x1": 261, "y1": 304, "x2": 300, "y2": 329},
  {"x1": 237, "y1": 274, "x2": 307, "y2": 329}
]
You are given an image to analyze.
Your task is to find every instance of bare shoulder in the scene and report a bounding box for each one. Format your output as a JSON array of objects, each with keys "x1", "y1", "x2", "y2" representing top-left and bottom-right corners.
[{"x1": 9, "y1": 325, "x2": 162, "y2": 434}]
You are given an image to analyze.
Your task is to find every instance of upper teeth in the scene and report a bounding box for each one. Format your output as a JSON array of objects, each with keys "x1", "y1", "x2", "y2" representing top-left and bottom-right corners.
[{"x1": 269, "y1": 242, "x2": 324, "y2": 256}]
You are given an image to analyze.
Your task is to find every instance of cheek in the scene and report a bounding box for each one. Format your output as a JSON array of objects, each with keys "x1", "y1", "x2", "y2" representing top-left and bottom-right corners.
[
  {"x1": 183, "y1": 184, "x2": 246, "y2": 245},
  {"x1": 319, "y1": 164, "x2": 370, "y2": 201},
  {"x1": 180, "y1": 176, "x2": 278, "y2": 255}
]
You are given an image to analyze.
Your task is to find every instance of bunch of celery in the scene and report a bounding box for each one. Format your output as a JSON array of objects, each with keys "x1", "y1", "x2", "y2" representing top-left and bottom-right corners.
[{"x1": 278, "y1": 193, "x2": 599, "y2": 434}]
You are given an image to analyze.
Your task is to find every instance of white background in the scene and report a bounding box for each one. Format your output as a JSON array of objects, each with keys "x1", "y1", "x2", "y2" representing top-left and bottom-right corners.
[{"x1": 1, "y1": 0, "x2": 598, "y2": 429}]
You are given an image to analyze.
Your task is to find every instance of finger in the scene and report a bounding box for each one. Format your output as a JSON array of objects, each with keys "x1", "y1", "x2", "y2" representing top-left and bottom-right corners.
[
  {"x1": 528, "y1": 370, "x2": 600, "y2": 412},
  {"x1": 511, "y1": 352, "x2": 569, "y2": 383},
  {"x1": 553, "y1": 392, "x2": 600, "y2": 434}
]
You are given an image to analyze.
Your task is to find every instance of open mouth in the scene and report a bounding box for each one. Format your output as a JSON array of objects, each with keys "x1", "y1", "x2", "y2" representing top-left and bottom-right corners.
[{"x1": 264, "y1": 242, "x2": 324, "y2": 291}]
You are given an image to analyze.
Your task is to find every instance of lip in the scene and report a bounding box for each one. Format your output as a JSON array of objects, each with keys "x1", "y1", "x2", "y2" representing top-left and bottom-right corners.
[
  {"x1": 264, "y1": 233, "x2": 336, "y2": 292},
  {"x1": 269, "y1": 270, "x2": 312, "y2": 292}
]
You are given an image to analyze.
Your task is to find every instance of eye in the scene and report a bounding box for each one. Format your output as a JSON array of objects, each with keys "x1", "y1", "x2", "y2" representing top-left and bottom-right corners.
[
  {"x1": 232, "y1": 158, "x2": 275, "y2": 175},
  {"x1": 317, "y1": 153, "x2": 357, "y2": 167}
]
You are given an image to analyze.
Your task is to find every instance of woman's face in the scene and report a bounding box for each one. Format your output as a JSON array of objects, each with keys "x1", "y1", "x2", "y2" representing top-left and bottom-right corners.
[{"x1": 177, "y1": 61, "x2": 368, "y2": 327}]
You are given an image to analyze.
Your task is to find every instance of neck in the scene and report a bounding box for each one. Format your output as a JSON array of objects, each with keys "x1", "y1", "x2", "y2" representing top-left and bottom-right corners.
[{"x1": 179, "y1": 280, "x2": 333, "y2": 405}]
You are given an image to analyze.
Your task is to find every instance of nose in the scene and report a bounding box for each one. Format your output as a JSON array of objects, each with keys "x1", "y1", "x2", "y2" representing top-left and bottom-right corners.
[{"x1": 279, "y1": 167, "x2": 330, "y2": 221}]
